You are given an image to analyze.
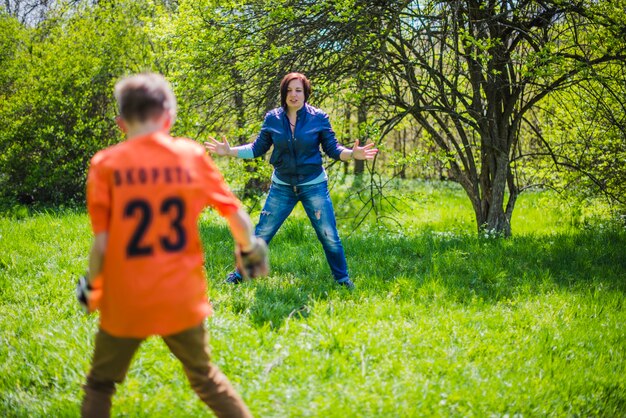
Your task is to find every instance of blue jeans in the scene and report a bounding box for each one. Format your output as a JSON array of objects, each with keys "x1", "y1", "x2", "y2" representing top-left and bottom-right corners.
[{"x1": 255, "y1": 181, "x2": 349, "y2": 283}]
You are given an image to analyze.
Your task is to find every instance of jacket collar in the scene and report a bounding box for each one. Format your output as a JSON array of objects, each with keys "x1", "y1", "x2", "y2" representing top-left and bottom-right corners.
[{"x1": 281, "y1": 102, "x2": 312, "y2": 117}]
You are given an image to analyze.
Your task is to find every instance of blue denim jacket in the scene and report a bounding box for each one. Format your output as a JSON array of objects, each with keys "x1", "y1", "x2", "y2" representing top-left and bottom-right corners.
[{"x1": 245, "y1": 104, "x2": 347, "y2": 185}]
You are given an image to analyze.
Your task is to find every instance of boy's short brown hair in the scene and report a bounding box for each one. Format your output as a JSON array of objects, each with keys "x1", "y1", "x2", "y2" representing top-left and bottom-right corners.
[{"x1": 114, "y1": 73, "x2": 176, "y2": 123}]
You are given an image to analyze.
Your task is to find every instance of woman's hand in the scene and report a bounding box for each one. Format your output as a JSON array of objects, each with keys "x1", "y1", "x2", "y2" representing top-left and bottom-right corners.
[
  {"x1": 204, "y1": 136, "x2": 232, "y2": 157},
  {"x1": 352, "y1": 139, "x2": 379, "y2": 160}
]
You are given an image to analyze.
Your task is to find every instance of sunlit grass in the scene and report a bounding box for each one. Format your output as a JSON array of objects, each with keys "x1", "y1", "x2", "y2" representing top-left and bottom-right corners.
[{"x1": 1, "y1": 181, "x2": 624, "y2": 417}]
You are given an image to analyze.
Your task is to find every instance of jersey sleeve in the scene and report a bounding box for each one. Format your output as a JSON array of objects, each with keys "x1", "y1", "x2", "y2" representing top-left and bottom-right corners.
[
  {"x1": 86, "y1": 153, "x2": 111, "y2": 234},
  {"x1": 199, "y1": 153, "x2": 241, "y2": 217}
]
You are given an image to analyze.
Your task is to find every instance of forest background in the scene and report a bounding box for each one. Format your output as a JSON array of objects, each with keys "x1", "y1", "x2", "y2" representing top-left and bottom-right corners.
[{"x1": 1, "y1": 0, "x2": 625, "y2": 234}]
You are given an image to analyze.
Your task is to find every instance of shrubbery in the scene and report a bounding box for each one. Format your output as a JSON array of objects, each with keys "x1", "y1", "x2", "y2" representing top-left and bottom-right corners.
[
  {"x1": 0, "y1": 1, "x2": 156, "y2": 205},
  {"x1": 0, "y1": 0, "x2": 624, "y2": 224}
]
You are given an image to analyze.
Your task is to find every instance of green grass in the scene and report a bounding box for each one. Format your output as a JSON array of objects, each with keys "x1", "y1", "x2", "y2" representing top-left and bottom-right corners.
[{"x1": 1, "y1": 181, "x2": 625, "y2": 417}]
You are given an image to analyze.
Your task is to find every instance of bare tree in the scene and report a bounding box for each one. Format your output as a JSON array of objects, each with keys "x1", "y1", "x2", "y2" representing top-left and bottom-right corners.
[{"x1": 369, "y1": 0, "x2": 626, "y2": 235}]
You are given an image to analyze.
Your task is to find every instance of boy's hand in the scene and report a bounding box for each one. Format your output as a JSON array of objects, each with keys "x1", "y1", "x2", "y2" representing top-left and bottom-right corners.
[
  {"x1": 235, "y1": 237, "x2": 269, "y2": 279},
  {"x1": 76, "y1": 274, "x2": 94, "y2": 313}
]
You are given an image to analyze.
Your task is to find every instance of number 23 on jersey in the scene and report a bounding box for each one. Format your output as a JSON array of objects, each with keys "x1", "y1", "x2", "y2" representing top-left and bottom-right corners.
[{"x1": 124, "y1": 196, "x2": 187, "y2": 258}]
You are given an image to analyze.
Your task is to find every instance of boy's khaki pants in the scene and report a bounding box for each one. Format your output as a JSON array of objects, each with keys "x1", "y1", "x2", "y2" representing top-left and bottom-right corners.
[{"x1": 81, "y1": 323, "x2": 252, "y2": 418}]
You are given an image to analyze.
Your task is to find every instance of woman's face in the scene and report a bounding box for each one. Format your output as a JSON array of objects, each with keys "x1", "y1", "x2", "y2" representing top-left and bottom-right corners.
[{"x1": 286, "y1": 79, "x2": 305, "y2": 111}]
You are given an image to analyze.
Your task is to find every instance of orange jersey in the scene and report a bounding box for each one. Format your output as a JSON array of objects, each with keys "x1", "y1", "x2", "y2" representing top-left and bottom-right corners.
[{"x1": 86, "y1": 131, "x2": 240, "y2": 338}]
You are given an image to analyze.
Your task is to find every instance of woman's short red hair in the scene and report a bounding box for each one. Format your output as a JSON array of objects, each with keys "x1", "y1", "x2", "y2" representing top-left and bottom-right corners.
[{"x1": 280, "y1": 72, "x2": 311, "y2": 108}]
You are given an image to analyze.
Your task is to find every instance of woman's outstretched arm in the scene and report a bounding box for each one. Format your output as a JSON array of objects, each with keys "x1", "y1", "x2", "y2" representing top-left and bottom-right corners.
[{"x1": 205, "y1": 113, "x2": 274, "y2": 158}]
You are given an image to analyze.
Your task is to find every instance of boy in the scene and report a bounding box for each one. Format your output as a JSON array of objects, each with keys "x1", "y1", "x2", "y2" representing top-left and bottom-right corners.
[{"x1": 77, "y1": 72, "x2": 267, "y2": 417}]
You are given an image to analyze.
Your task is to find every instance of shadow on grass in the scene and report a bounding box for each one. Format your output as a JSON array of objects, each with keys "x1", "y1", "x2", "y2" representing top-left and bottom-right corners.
[
  {"x1": 200, "y1": 218, "x2": 344, "y2": 330},
  {"x1": 347, "y1": 226, "x2": 626, "y2": 303},
  {"x1": 250, "y1": 283, "x2": 318, "y2": 326},
  {"x1": 201, "y1": 218, "x2": 626, "y2": 330}
]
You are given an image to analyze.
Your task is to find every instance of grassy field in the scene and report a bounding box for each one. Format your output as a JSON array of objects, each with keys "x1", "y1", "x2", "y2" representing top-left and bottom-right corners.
[{"x1": 1, "y1": 180, "x2": 625, "y2": 417}]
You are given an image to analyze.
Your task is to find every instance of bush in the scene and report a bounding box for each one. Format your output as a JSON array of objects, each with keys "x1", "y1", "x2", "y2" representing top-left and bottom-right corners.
[{"x1": 0, "y1": 1, "x2": 157, "y2": 205}]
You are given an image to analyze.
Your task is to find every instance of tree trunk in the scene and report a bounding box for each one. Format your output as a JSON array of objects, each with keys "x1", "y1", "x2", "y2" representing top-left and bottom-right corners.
[
  {"x1": 459, "y1": 147, "x2": 515, "y2": 237},
  {"x1": 231, "y1": 68, "x2": 269, "y2": 198},
  {"x1": 354, "y1": 102, "x2": 367, "y2": 175},
  {"x1": 343, "y1": 104, "x2": 351, "y2": 175},
  {"x1": 395, "y1": 128, "x2": 406, "y2": 179}
]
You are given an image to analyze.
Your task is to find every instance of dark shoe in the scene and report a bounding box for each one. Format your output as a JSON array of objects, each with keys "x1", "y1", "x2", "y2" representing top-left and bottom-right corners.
[
  {"x1": 226, "y1": 271, "x2": 243, "y2": 284},
  {"x1": 337, "y1": 277, "x2": 355, "y2": 290}
]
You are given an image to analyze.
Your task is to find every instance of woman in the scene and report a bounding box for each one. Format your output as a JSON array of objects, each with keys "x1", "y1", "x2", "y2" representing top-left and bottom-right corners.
[{"x1": 205, "y1": 72, "x2": 378, "y2": 289}]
